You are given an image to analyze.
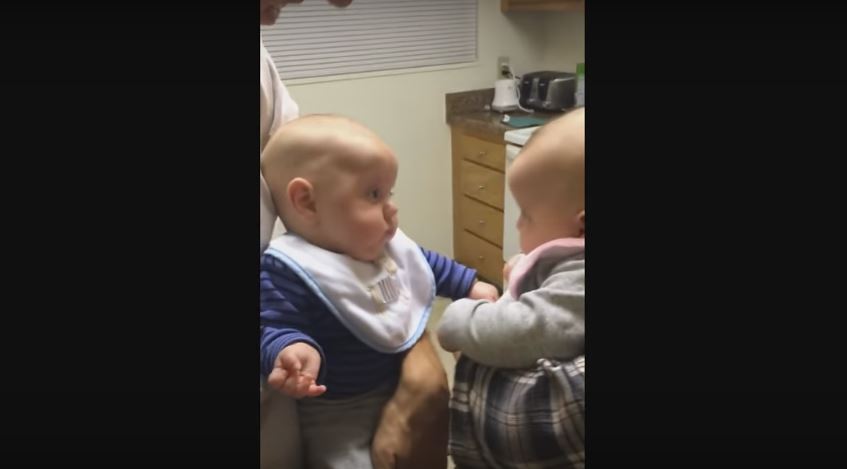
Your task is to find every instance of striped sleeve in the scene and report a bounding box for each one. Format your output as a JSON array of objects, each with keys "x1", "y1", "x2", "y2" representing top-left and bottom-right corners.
[
  {"x1": 259, "y1": 254, "x2": 326, "y2": 382},
  {"x1": 420, "y1": 247, "x2": 477, "y2": 300}
]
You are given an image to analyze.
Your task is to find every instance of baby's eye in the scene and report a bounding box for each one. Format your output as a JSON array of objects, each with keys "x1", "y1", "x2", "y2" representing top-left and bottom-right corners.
[{"x1": 369, "y1": 189, "x2": 381, "y2": 200}]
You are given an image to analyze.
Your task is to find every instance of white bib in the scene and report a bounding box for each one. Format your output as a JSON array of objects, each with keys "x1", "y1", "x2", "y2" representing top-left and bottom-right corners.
[{"x1": 266, "y1": 229, "x2": 435, "y2": 353}]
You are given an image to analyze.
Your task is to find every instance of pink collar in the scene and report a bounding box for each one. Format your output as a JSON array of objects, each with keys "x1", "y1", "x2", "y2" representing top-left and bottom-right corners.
[{"x1": 508, "y1": 238, "x2": 585, "y2": 298}]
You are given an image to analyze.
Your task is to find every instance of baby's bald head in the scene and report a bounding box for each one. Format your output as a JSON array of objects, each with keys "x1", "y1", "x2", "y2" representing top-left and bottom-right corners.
[
  {"x1": 511, "y1": 108, "x2": 585, "y2": 203},
  {"x1": 262, "y1": 114, "x2": 389, "y2": 188},
  {"x1": 260, "y1": 114, "x2": 395, "y2": 228},
  {"x1": 508, "y1": 108, "x2": 585, "y2": 248}
]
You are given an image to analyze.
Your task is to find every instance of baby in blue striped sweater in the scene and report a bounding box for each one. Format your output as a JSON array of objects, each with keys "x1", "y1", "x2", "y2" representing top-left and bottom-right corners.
[{"x1": 259, "y1": 114, "x2": 497, "y2": 468}]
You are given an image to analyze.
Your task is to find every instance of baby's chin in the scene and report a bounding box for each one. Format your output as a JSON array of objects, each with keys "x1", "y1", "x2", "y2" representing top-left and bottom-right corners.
[
  {"x1": 350, "y1": 244, "x2": 390, "y2": 263},
  {"x1": 357, "y1": 250, "x2": 386, "y2": 263}
]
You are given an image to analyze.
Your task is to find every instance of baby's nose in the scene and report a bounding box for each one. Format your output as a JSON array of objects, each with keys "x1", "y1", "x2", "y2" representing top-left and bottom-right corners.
[{"x1": 385, "y1": 202, "x2": 398, "y2": 219}]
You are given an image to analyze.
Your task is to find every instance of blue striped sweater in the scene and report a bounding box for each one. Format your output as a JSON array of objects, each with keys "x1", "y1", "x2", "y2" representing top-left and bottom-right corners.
[{"x1": 260, "y1": 246, "x2": 476, "y2": 399}]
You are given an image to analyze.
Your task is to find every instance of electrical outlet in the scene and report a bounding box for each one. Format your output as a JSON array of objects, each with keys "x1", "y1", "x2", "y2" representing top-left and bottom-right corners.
[{"x1": 497, "y1": 56, "x2": 510, "y2": 79}]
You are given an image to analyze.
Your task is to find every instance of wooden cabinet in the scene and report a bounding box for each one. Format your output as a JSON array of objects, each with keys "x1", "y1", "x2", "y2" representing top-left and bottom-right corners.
[
  {"x1": 453, "y1": 134, "x2": 505, "y2": 171},
  {"x1": 457, "y1": 230, "x2": 504, "y2": 287},
  {"x1": 460, "y1": 160, "x2": 504, "y2": 210},
  {"x1": 459, "y1": 197, "x2": 503, "y2": 247},
  {"x1": 451, "y1": 130, "x2": 507, "y2": 288},
  {"x1": 501, "y1": 0, "x2": 584, "y2": 12}
]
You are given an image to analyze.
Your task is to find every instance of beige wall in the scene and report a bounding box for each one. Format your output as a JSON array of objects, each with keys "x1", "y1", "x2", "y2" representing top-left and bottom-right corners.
[
  {"x1": 542, "y1": 8, "x2": 585, "y2": 71},
  {"x1": 288, "y1": 1, "x2": 584, "y2": 255}
]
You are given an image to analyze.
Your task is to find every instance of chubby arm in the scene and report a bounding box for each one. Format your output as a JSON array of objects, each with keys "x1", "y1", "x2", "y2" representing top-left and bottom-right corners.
[
  {"x1": 260, "y1": 255, "x2": 327, "y2": 389},
  {"x1": 437, "y1": 260, "x2": 584, "y2": 368},
  {"x1": 419, "y1": 247, "x2": 476, "y2": 299}
]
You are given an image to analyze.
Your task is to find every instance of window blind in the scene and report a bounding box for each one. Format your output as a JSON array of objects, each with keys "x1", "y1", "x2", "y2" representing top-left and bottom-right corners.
[{"x1": 261, "y1": 0, "x2": 478, "y2": 80}]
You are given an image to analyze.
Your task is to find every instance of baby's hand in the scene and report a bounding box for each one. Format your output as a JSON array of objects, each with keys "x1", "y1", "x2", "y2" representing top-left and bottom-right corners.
[
  {"x1": 468, "y1": 280, "x2": 499, "y2": 302},
  {"x1": 268, "y1": 342, "x2": 327, "y2": 399},
  {"x1": 503, "y1": 254, "x2": 523, "y2": 285}
]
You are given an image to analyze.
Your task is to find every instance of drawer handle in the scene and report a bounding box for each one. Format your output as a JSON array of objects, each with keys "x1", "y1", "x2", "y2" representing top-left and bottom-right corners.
[
  {"x1": 477, "y1": 255, "x2": 485, "y2": 261},
  {"x1": 477, "y1": 151, "x2": 487, "y2": 158},
  {"x1": 477, "y1": 219, "x2": 486, "y2": 225},
  {"x1": 477, "y1": 184, "x2": 486, "y2": 191}
]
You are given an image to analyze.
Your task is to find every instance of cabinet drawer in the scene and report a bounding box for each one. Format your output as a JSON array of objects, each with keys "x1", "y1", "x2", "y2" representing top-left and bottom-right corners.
[
  {"x1": 457, "y1": 231, "x2": 504, "y2": 287},
  {"x1": 460, "y1": 196, "x2": 503, "y2": 247},
  {"x1": 460, "y1": 160, "x2": 504, "y2": 209},
  {"x1": 454, "y1": 133, "x2": 505, "y2": 171}
]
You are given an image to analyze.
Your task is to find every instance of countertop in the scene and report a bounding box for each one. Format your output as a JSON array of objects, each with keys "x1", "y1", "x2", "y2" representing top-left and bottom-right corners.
[{"x1": 445, "y1": 88, "x2": 566, "y2": 143}]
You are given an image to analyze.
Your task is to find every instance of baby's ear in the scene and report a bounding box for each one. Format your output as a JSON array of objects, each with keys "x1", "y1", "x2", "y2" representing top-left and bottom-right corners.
[{"x1": 288, "y1": 177, "x2": 317, "y2": 220}]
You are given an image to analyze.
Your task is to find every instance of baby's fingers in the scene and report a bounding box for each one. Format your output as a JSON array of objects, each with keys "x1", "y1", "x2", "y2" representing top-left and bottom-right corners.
[
  {"x1": 304, "y1": 383, "x2": 327, "y2": 397},
  {"x1": 267, "y1": 367, "x2": 289, "y2": 391}
]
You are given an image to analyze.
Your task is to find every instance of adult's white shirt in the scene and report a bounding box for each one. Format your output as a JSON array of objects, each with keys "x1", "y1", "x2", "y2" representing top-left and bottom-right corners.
[{"x1": 260, "y1": 38, "x2": 300, "y2": 254}]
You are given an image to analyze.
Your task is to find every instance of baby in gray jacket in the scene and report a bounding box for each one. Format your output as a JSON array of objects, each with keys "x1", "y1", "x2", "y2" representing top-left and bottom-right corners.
[{"x1": 437, "y1": 108, "x2": 585, "y2": 468}]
